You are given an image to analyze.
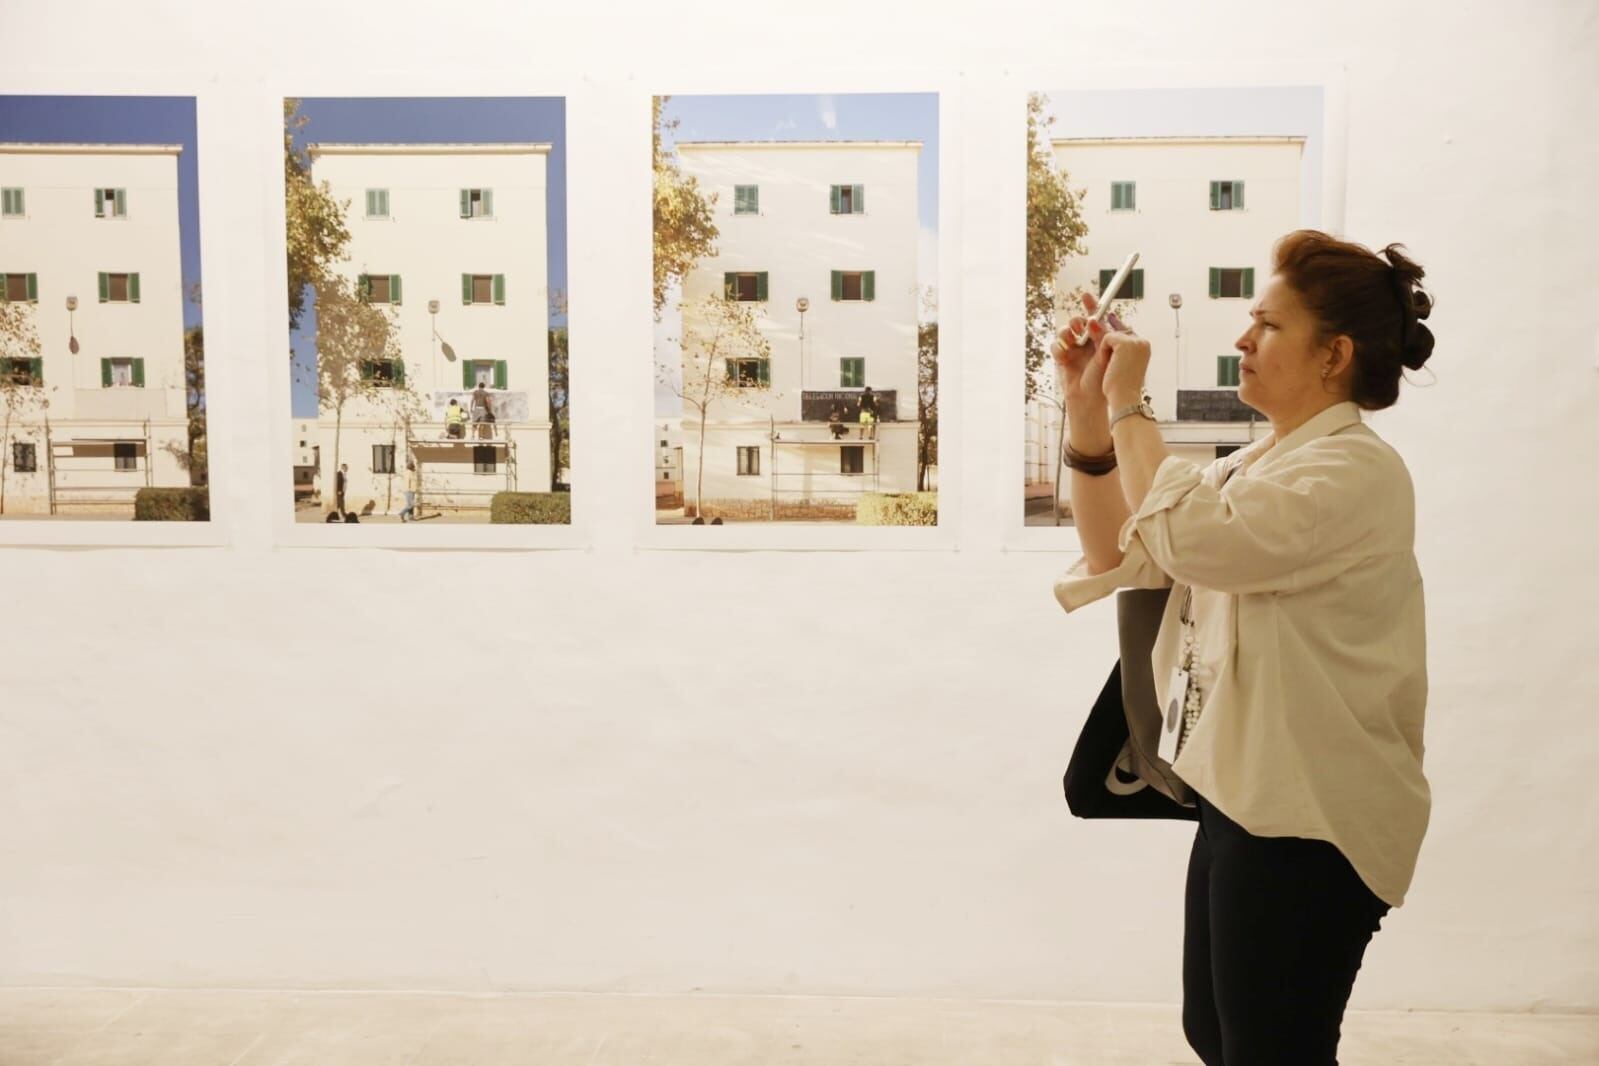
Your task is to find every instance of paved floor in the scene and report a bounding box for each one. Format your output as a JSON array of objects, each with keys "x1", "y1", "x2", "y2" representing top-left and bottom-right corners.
[{"x1": 2, "y1": 988, "x2": 1595, "y2": 1065}]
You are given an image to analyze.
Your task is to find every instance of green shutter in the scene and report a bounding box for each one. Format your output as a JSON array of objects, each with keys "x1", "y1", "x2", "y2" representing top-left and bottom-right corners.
[
  {"x1": 1243, "y1": 268, "x2": 1255, "y2": 298},
  {"x1": 724, "y1": 272, "x2": 736, "y2": 299},
  {"x1": 494, "y1": 360, "x2": 508, "y2": 389},
  {"x1": 1130, "y1": 270, "x2": 1143, "y2": 300},
  {"x1": 483, "y1": 189, "x2": 493, "y2": 217},
  {"x1": 101, "y1": 358, "x2": 112, "y2": 387},
  {"x1": 1099, "y1": 268, "x2": 1114, "y2": 296},
  {"x1": 1111, "y1": 184, "x2": 1122, "y2": 210},
  {"x1": 464, "y1": 362, "x2": 474, "y2": 388},
  {"x1": 390, "y1": 275, "x2": 402, "y2": 305},
  {"x1": 365, "y1": 190, "x2": 376, "y2": 216},
  {"x1": 1235, "y1": 181, "x2": 1245, "y2": 209},
  {"x1": 358, "y1": 274, "x2": 370, "y2": 302},
  {"x1": 1209, "y1": 268, "x2": 1220, "y2": 298},
  {"x1": 854, "y1": 184, "x2": 864, "y2": 213},
  {"x1": 749, "y1": 186, "x2": 758, "y2": 213},
  {"x1": 830, "y1": 186, "x2": 841, "y2": 214},
  {"x1": 129, "y1": 273, "x2": 140, "y2": 303},
  {"x1": 725, "y1": 359, "x2": 737, "y2": 383},
  {"x1": 460, "y1": 190, "x2": 470, "y2": 218},
  {"x1": 733, "y1": 186, "x2": 744, "y2": 213},
  {"x1": 493, "y1": 274, "x2": 505, "y2": 305},
  {"x1": 863, "y1": 271, "x2": 875, "y2": 302},
  {"x1": 115, "y1": 189, "x2": 127, "y2": 216},
  {"x1": 29, "y1": 357, "x2": 42, "y2": 384},
  {"x1": 95, "y1": 189, "x2": 105, "y2": 217},
  {"x1": 831, "y1": 271, "x2": 843, "y2": 300},
  {"x1": 99, "y1": 272, "x2": 109, "y2": 302},
  {"x1": 132, "y1": 358, "x2": 145, "y2": 387},
  {"x1": 758, "y1": 359, "x2": 770, "y2": 386},
  {"x1": 755, "y1": 272, "x2": 768, "y2": 301},
  {"x1": 25, "y1": 273, "x2": 37, "y2": 301},
  {"x1": 0, "y1": 273, "x2": 6, "y2": 300},
  {"x1": 393, "y1": 359, "x2": 405, "y2": 386},
  {"x1": 1210, "y1": 182, "x2": 1220, "y2": 210},
  {"x1": 462, "y1": 273, "x2": 472, "y2": 305}
]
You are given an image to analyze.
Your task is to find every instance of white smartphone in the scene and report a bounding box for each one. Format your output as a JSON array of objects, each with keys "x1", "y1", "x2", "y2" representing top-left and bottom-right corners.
[{"x1": 1072, "y1": 251, "x2": 1140, "y2": 346}]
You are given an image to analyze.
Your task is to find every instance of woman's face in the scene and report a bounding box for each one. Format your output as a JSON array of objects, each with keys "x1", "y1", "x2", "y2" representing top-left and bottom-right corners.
[{"x1": 1235, "y1": 274, "x2": 1341, "y2": 419}]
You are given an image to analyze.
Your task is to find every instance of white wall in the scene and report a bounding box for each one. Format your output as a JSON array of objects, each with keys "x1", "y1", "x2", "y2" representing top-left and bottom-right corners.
[{"x1": 1, "y1": 0, "x2": 1596, "y2": 1016}]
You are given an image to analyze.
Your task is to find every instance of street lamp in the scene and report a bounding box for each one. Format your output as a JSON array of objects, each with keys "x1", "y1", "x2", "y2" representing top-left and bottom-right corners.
[
  {"x1": 66, "y1": 295, "x2": 79, "y2": 354},
  {"x1": 796, "y1": 296, "x2": 809, "y2": 391},
  {"x1": 1168, "y1": 293, "x2": 1183, "y2": 409},
  {"x1": 428, "y1": 298, "x2": 455, "y2": 362}
]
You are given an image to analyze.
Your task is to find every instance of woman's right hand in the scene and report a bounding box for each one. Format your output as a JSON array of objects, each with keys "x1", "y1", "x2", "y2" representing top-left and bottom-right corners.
[{"x1": 1052, "y1": 291, "x2": 1118, "y2": 412}]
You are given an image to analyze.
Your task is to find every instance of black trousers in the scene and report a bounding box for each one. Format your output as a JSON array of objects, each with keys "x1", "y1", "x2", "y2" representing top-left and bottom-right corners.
[{"x1": 1183, "y1": 791, "x2": 1391, "y2": 1065}]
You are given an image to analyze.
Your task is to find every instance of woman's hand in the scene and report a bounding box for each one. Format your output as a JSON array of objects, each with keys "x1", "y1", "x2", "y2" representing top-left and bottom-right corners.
[
  {"x1": 1053, "y1": 291, "x2": 1118, "y2": 414},
  {"x1": 1100, "y1": 327, "x2": 1152, "y2": 411}
]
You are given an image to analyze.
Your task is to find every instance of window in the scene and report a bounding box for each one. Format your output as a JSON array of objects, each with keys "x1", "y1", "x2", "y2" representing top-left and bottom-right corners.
[
  {"x1": 1209, "y1": 180, "x2": 1245, "y2": 211},
  {"x1": 299, "y1": 440, "x2": 306, "y2": 448},
  {"x1": 1110, "y1": 181, "x2": 1136, "y2": 210},
  {"x1": 372, "y1": 445, "x2": 396, "y2": 474},
  {"x1": 659, "y1": 439, "x2": 668, "y2": 448},
  {"x1": 831, "y1": 270, "x2": 875, "y2": 302},
  {"x1": 1, "y1": 188, "x2": 22, "y2": 217},
  {"x1": 1208, "y1": 268, "x2": 1256, "y2": 299},
  {"x1": 1098, "y1": 267, "x2": 1145, "y2": 301},
  {"x1": 360, "y1": 358, "x2": 403, "y2": 387},
  {"x1": 360, "y1": 273, "x2": 401, "y2": 304},
  {"x1": 1, "y1": 358, "x2": 41, "y2": 386},
  {"x1": 725, "y1": 357, "x2": 770, "y2": 388},
  {"x1": 2, "y1": 273, "x2": 37, "y2": 302},
  {"x1": 723, "y1": 272, "x2": 768, "y2": 302},
  {"x1": 365, "y1": 188, "x2": 390, "y2": 218},
  {"x1": 840, "y1": 358, "x2": 865, "y2": 388},
  {"x1": 734, "y1": 185, "x2": 759, "y2": 214},
  {"x1": 1217, "y1": 355, "x2": 1242, "y2": 387},
  {"x1": 95, "y1": 188, "x2": 127, "y2": 218},
  {"x1": 737, "y1": 446, "x2": 761, "y2": 476},
  {"x1": 830, "y1": 184, "x2": 865, "y2": 214},
  {"x1": 473, "y1": 446, "x2": 497, "y2": 474},
  {"x1": 462, "y1": 273, "x2": 506, "y2": 305},
  {"x1": 113, "y1": 442, "x2": 137, "y2": 471},
  {"x1": 841, "y1": 446, "x2": 865, "y2": 475},
  {"x1": 12, "y1": 442, "x2": 36, "y2": 473},
  {"x1": 465, "y1": 360, "x2": 506, "y2": 388},
  {"x1": 102, "y1": 357, "x2": 145, "y2": 388},
  {"x1": 460, "y1": 188, "x2": 494, "y2": 219},
  {"x1": 98, "y1": 272, "x2": 140, "y2": 303}
]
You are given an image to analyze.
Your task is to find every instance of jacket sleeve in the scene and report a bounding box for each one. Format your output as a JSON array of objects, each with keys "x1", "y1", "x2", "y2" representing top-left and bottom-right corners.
[{"x1": 1053, "y1": 519, "x2": 1175, "y2": 613}]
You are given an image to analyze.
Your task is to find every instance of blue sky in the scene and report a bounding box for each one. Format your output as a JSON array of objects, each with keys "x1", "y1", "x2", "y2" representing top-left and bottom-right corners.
[
  {"x1": 1040, "y1": 86, "x2": 1325, "y2": 226},
  {"x1": 288, "y1": 97, "x2": 567, "y2": 417},
  {"x1": 0, "y1": 95, "x2": 203, "y2": 329}
]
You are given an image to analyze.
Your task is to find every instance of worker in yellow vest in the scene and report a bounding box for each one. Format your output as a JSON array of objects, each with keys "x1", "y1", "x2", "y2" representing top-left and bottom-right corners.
[{"x1": 445, "y1": 398, "x2": 467, "y2": 439}]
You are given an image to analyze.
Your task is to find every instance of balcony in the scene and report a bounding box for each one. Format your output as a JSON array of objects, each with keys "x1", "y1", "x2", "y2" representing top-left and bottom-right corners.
[{"x1": 799, "y1": 389, "x2": 899, "y2": 423}]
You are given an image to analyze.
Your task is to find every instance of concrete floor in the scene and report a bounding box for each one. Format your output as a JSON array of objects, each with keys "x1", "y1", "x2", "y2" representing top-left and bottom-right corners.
[{"x1": 2, "y1": 988, "x2": 1596, "y2": 1065}]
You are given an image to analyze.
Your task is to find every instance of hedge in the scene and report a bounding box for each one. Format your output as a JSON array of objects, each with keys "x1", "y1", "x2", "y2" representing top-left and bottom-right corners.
[
  {"x1": 133, "y1": 487, "x2": 210, "y2": 522},
  {"x1": 489, "y1": 492, "x2": 571, "y2": 524},
  {"x1": 856, "y1": 492, "x2": 938, "y2": 526}
]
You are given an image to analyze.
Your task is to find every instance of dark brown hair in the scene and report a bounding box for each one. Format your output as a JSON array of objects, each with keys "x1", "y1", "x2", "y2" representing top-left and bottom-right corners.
[{"x1": 1271, "y1": 229, "x2": 1435, "y2": 411}]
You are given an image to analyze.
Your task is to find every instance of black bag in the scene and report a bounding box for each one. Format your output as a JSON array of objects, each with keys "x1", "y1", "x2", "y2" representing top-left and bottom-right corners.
[{"x1": 1063, "y1": 587, "x2": 1199, "y2": 821}]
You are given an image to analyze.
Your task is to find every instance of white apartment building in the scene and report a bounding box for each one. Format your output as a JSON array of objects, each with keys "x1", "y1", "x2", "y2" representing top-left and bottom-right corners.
[
  {"x1": 307, "y1": 143, "x2": 552, "y2": 514},
  {"x1": 1046, "y1": 136, "x2": 1299, "y2": 470},
  {"x1": 290, "y1": 418, "x2": 320, "y2": 499},
  {"x1": 654, "y1": 418, "x2": 683, "y2": 504},
  {"x1": 672, "y1": 141, "x2": 923, "y2": 512},
  {"x1": 0, "y1": 144, "x2": 193, "y2": 516}
]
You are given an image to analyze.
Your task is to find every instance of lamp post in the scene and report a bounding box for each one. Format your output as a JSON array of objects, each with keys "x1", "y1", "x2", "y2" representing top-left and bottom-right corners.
[
  {"x1": 66, "y1": 295, "x2": 79, "y2": 355},
  {"x1": 796, "y1": 295, "x2": 809, "y2": 392},
  {"x1": 1168, "y1": 292, "x2": 1183, "y2": 418}
]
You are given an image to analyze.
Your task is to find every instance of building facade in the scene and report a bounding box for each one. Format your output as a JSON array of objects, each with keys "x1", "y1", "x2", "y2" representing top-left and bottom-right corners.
[
  {"x1": 291, "y1": 418, "x2": 319, "y2": 500},
  {"x1": 1049, "y1": 136, "x2": 1299, "y2": 468},
  {"x1": 307, "y1": 143, "x2": 552, "y2": 514},
  {"x1": 672, "y1": 141, "x2": 923, "y2": 513},
  {"x1": 0, "y1": 143, "x2": 193, "y2": 516}
]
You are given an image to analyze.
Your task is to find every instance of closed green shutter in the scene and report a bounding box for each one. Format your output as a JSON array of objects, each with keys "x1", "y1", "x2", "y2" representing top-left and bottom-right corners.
[
  {"x1": 132, "y1": 358, "x2": 145, "y2": 387},
  {"x1": 95, "y1": 189, "x2": 105, "y2": 217},
  {"x1": 494, "y1": 360, "x2": 507, "y2": 389},
  {"x1": 483, "y1": 189, "x2": 493, "y2": 217},
  {"x1": 390, "y1": 275, "x2": 402, "y2": 305},
  {"x1": 725, "y1": 359, "x2": 737, "y2": 383},
  {"x1": 462, "y1": 273, "x2": 472, "y2": 304},
  {"x1": 493, "y1": 274, "x2": 505, "y2": 305},
  {"x1": 755, "y1": 272, "x2": 768, "y2": 301},
  {"x1": 1243, "y1": 268, "x2": 1255, "y2": 298},
  {"x1": 854, "y1": 185, "x2": 864, "y2": 213},
  {"x1": 460, "y1": 190, "x2": 470, "y2": 218},
  {"x1": 863, "y1": 271, "x2": 875, "y2": 302},
  {"x1": 1210, "y1": 182, "x2": 1220, "y2": 210},
  {"x1": 1235, "y1": 181, "x2": 1245, "y2": 209},
  {"x1": 464, "y1": 362, "x2": 474, "y2": 389},
  {"x1": 99, "y1": 272, "x2": 109, "y2": 302},
  {"x1": 25, "y1": 273, "x2": 37, "y2": 301},
  {"x1": 758, "y1": 359, "x2": 770, "y2": 386},
  {"x1": 830, "y1": 186, "x2": 841, "y2": 214},
  {"x1": 724, "y1": 272, "x2": 736, "y2": 299},
  {"x1": 733, "y1": 186, "x2": 744, "y2": 213},
  {"x1": 101, "y1": 358, "x2": 112, "y2": 387},
  {"x1": 1130, "y1": 270, "x2": 1143, "y2": 299},
  {"x1": 1111, "y1": 184, "x2": 1122, "y2": 210},
  {"x1": 0, "y1": 273, "x2": 6, "y2": 300},
  {"x1": 115, "y1": 189, "x2": 127, "y2": 216},
  {"x1": 393, "y1": 359, "x2": 405, "y2": 386},
  {"x1": 831, "y1": 271, "x2": 843, "y2": 300},
  {"x1": 358, "y1": 273, "x2": 370, "y2": 301},
  {"x1": 1209, "y1": 268, "x2": 1220, "y2": 298},
  {"x1": 29, "y1": 357, "x2": 42, "y2": 384},
  {"x1": 1099, "y1": 269, "x2": 1114, "y2": 295},
  {"x1": 129, "y1": 273, "x2": 140, "y2": 303}
]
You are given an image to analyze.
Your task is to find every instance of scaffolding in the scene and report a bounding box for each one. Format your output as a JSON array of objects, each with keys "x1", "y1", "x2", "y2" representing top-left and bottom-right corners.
[
  {"x1": 405, "y1": 420, "x2": 518, "y2": 514},
  {"x1": 44, "y1": 417, "x2": 154, "y2": 514},
  {"x1": 765, "y1": 415, "x2": 882, "y2": 520}
]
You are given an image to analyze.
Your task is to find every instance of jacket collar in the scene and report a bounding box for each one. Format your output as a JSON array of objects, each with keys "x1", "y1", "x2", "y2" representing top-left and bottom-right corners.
[{"x1": 1236, "y1": 401, "x2": 1363, "y2": 477}]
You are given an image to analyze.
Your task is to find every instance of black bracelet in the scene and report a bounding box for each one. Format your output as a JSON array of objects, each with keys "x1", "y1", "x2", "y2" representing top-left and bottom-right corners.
[{"x1": 1063, "y1": 441, "x2": 1118, "y2": 476}]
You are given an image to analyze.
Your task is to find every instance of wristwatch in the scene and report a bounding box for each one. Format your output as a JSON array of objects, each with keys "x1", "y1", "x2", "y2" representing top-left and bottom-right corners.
[{"x1": 1110, "y1": 399, "x2": 1157, "y2": 431}]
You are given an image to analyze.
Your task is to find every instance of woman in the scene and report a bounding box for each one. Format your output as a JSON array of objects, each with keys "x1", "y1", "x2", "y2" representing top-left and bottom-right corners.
[
  {"x1": 1052, "y1": 230, "x2": 1435, "y2": 1064},
  {"x1": 398, "y1": 460, "x2": 419, "y2": 523}
]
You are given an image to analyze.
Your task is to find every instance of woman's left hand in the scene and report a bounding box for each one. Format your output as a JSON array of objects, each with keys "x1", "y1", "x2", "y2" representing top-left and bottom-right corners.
[{"x1": 1100, "y1": 328, "x2": 1153, "y2": 411}]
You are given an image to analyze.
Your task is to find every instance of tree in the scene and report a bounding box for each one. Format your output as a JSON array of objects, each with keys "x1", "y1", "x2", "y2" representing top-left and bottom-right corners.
[
  {"x1": 652, "y1": 96, "x2": 719, "y2": 320},
  {"x1": 180, "y1": 323, "x2": 208, "y2": 486},
  {"x1": 0, "y1": 300, "x2": 45, "y2": 516},
  {"x1": 917, "y1": 320, "x2": 938, "y2": 493},
  {"x1": 659, "y1": 293, "x2": 771, "y2": 520},
  {"x1": 548, "y1": 325, "x2": 569, "y2": 491},
  {"x1": 314, "y1": 275, "x2": 402, "y2": 514},
  {"x1": 285, "y1": 99, "x2": 351, "y2": 336},
  {"x1": 1025, "y1": 92, "x2": 1090, "y2": 402}
]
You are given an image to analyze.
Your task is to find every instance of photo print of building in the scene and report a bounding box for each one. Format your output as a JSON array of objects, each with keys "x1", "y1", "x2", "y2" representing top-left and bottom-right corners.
[
  {"x1": 1023, "y1": 87, "x2": 1324, "y2": 526},
  {"x1": 286, "y1": 97, "x2": 569, "y2": 525},
  {"x1": 653, "y1": 92, "x2": 938, "y2": 526},
  {"x1": 0, "y1": 96, "x2": 208, "y2": 520}
]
